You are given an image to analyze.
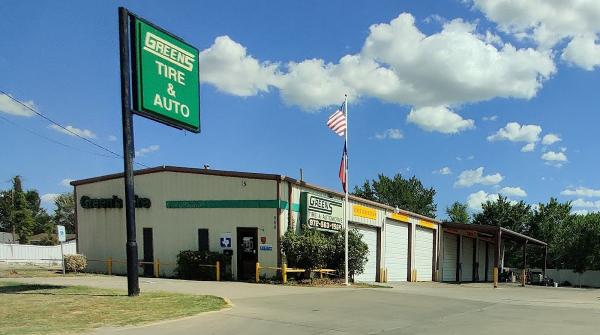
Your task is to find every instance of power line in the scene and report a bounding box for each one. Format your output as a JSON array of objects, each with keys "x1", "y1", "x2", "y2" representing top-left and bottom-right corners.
[
  {"x1": 0, "y1": 115, "x2": 116, "y2": 160},
  {"x1": 0, "y1": 91, "x2": 150, "y2": 168}
]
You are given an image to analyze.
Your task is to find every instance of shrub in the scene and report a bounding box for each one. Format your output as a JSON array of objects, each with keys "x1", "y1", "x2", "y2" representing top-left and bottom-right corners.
[
  {"x1": 64, "y1": 254, "x2": 87, "y2": 273},
  {"x1": 281, "y1": 226, "x2": 328, "y2": 276},
  {"x1": 175, "y1": 250, "x2": 232, "y2": 280},
  {"x1": 281, "y1": 225, "x2": 369, "y2": 280},
  {"x1": 325, "y1": 228, "x2": 369, "y2": 280}
]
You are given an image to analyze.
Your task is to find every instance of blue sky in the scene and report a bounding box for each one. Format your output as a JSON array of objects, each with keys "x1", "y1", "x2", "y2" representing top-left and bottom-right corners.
[{"x1": 2, "y1": 0, "x2": 600, "y2": 218}]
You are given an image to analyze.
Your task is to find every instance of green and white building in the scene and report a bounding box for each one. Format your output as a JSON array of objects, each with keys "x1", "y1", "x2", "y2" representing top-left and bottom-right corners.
[{"x1": 72, "y1": 166, "x2": 440, "y2": 282}]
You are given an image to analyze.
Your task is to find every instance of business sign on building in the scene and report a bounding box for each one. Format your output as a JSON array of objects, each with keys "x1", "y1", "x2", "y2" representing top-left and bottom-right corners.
[
  {"x1": 352, "y1": 204, "x2": 377, "y2": 220},
  {"x1": 300, "y1": 192, "x2": 344, "y2": 232},
  {"x1": 132, "y1": 17, "x2": 200, "y2": 133}
]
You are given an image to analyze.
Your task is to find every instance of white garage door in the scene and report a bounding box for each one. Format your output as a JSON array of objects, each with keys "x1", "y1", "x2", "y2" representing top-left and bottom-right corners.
[
  {"x1": 487, "y1": 243, "x2": 495, "y2": 281},
  {"x1": 478, "y1": 240, "x2": 486, "y2": 282},
  {"x1": 461, "y1": 237, "x2": 474, "y2": 282},
  {"x1": 352, "y1": 224, "x2": 378, "y2": 282},
  {"x1": 442, "y1": 233, "x2": 457, "y2": 282},
  {"x1": 415, "y1": 226, "x2": 434, "y2": 281},
  {"x1": 385, "y1": 220, "x2": 409, "y2": 282}
]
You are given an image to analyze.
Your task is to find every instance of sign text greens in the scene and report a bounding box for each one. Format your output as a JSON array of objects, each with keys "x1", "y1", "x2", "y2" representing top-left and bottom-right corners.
[
  {"x1": 133, "y1": 18, "x2": 200, "y2": 132},
  {"x1": 300, "y1": 192, "x2": 344, "y2": 232}
]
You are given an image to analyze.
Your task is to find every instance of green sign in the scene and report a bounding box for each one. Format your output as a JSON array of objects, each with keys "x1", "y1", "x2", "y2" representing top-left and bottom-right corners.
[
  {"x1": 132, "y1": 18, "x2": 200, "y2": 132},
  {"x1": 300, "y1": 192, "x2": 344, "y2": 232}
]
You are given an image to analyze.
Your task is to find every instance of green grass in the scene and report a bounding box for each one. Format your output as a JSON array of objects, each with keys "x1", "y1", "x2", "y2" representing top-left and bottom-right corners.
[
  {"x1": 0, "y1": 266, "x2": 76, "y2": 278},
  {"x1": 0, "y1": 281, "x2": 227, "y2": 335}
]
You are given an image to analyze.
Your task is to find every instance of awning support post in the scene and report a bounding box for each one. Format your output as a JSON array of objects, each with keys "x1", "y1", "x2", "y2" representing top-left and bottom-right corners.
[
  {"x1": 493, "y1": 229, "x2": 501, "y2": 288},
  {"x1": 543, "y1": 245, "x2": 548, "y2": 280},
  {"x1": 522, "y1": 240, "x2": 528, "y2": 287}
]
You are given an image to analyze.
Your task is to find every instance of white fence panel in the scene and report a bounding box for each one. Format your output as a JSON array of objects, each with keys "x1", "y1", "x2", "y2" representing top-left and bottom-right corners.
[
  {"x1": 0, "y1": 241, "x2": 76, "y2": 264},
  {"x1": 532, "y1": 268, "x2": 600, "y2": 288},
  {"x1": 546, "y1": 269, "x2": 600, "y2": 288}
]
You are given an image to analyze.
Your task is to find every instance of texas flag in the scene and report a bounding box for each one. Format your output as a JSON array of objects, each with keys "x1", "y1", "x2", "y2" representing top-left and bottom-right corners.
[{"x1": 339, "y1": 142, "x2": 347, "y2": 192}]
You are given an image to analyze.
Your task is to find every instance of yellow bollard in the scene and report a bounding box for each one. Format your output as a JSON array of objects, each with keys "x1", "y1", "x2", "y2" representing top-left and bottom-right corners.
[
  {"x1": 320, "y1": 269, "x2": 323, "y2": 279},
  {"x1": 521, "y1": 269, "x2": 526, "y2": 287},
  {"x1": 493, "y1": 267, "x2": 499, "y2": 288},
  {"x1": 107, "y1": 257, "x2": 112, "y2": 276},
  {"x1": 255, "y1": 262, "x2": 260, "y2": 283},
  {"x1": 282, "y1": 263, "x2": 287, "y2": 284},
  {"x1": 216, "y1": 261, "x2": 220, "y2": 281},
  {"x1": 154, "y1": 259, "x2": 160, "y2": 278}
]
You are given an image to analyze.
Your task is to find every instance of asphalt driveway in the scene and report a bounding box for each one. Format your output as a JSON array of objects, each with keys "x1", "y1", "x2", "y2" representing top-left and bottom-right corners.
[{"x1": 3, "y1": 276, "x2": 599, "y2": 335}]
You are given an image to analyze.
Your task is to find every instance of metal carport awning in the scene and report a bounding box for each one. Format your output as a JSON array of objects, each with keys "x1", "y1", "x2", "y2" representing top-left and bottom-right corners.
[{"x1": 441, "y1": 222, "x2": 547, "y2": 288}]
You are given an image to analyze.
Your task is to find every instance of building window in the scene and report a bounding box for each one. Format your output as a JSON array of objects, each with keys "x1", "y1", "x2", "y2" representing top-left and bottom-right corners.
[{"x1": 198, "y1": 229, "x2": 209, "y2": 252}]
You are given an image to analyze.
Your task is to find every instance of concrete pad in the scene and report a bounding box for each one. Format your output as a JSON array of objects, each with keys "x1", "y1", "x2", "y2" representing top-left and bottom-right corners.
[{"x1": 3, "y1": 276, "x2": 599, "y2": 335}]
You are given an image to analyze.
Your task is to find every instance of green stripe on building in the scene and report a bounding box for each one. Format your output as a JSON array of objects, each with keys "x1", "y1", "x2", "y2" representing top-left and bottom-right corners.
[{"x1": 166, "y1": 200, "x2": 300, "y2": 212}]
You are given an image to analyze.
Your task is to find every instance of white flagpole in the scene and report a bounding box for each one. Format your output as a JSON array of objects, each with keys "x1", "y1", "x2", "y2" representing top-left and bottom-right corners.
[{"x1": 344, "y1": 94, "x2": 349, "y2": 286}]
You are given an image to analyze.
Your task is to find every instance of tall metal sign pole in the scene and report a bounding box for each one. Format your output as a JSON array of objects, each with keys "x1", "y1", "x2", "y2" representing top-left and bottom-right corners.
[
  {"x1": 118, "y1": 7, "x2": 140, "y2": 296},
  {"x1": 117, "y1": 7, "x2": 200, "y2": 296}
]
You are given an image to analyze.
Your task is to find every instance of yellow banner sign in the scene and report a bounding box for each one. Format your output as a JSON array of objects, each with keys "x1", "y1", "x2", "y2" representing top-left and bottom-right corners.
[
  {"x1": 418, "y1": 219, "x2": 436, "y2": 229},
  {"x1": 390, "y1": 213, "x2": 409, "y2": 222},
  {"x1": 353, "y1": 205, "x2": 377, "y2": 220}
]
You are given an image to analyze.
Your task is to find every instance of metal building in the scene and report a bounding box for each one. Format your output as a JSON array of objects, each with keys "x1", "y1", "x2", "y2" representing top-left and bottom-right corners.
[
  {"x1": 439, "y1": 222, "x2": 547, "y2": 286},
  {"x1": 71, "y1": 166, "x2": 440, "y2": 282}
]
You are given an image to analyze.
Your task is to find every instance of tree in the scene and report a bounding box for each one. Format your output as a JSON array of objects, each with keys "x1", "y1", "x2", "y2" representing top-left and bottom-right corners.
[
  {"x1": 473, "y1": 196, "x2": 532, "y2": 268},
  {"x1": 0, "y1": 190, "x2": 14, "y2": 233},
  {"x1": 53, "y1": 193, "x2": 75, "y2": 234},
  {"x1": 561, "y1": 213, "x2": 600, "y2": 273},
  {"x1": 11, "y1": 176, "x2": 34, "y2": 243},
  {"x1": 472, "y1": 196, "x2": 531, "y2": 233},
  {"x1": 445, "y1": 202, "x2": 470, "y2": 224},
  {"x1": 33, "y1": 211, "x2": 53, "y2": 236},
  {"x1": 353, "y1": 173, "x2": 437, "y2": 218},
  {"x1": 528, "y1": 198, "x2": 572, "y2": 269},
  {"x1": 23, "y1": 189, "x2": 53, "y2": 235}
]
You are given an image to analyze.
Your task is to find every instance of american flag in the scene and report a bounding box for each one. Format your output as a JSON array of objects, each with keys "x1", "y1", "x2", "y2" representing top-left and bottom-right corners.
[{"x1": 327, "y1": 103, "x2": 346, "y2": 136}]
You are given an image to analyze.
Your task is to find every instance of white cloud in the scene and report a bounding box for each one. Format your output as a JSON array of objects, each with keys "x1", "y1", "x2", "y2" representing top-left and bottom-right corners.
[
  {"x1": 572, "y1": 209, "x2": 590, "y2": 215},
  {"x1": 434, "y1": 167, "x2": 452, "y2": 175},
  {"x1": 375, "y1": 128, "x2": 404, "y2": 140},
  {"x1": 521, "y1": 143, "x2": 535, "y2": 152},
  {"x1": 499, "y1": 186, "x2": 527, "y2": 197},
  {"x1": 471, "y1": 0, "x2": 600, "y2": 69},
  {"x1": 60, "y1": 179, "x2": 74, "y2": 187},
  {"x1": 561, "y1": 187, "x2": 600, "y2": 198},
  {"x1": 467, "y1": 190, "x2": 500, "y2": 211},
  {"x1": 41, "y1": 193, "x2": 60, "y2": 204},
  {"x1": 108, "y1": 135, "x2": 118, "y2": 142},
  {"x1": 277, "y1": 58, "x2": 354, "y2": 110},
  {"x1": 135, "y1": 144, "x2": 160, "y2": 157},
  {"x1": 541, "y1": 151, "x2": 567, "y2": 166},
  {"x1": 407, "y1": 106, "x2": 474, "y2": 134},
  {"x1": 199, "y1": 13, "x2": 556, "y2": 121},
  {"x1": 487, "y1": 122, "x2": 542, "y2": 143},
  {"x1": 542, "y1": 133, "x2": 561, "y2": 145},
  {"x1": 562, "y1": 35, "x2": 600, "y2": 70},
  {"x1": 572, "y1": 198, "x2": 600, "y2": 209},
  {"x1": 482, "y1": 115, "x2": 498, "y2": 121},
  {"x1": 455, "y1": 167, "x2": 503, "y2": 188},
  {"x1": 199, "y1": 36, "x2": 280, "y2": 97},
  {"x1": 0, "y1": 94, "x2": 36, "y2": 117},
  {"x1": 49, "y1": 124, "x2": 97, "y2": 139}
]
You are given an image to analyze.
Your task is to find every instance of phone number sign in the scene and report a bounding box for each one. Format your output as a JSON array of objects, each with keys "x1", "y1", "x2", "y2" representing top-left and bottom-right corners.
[
  {"x1": 132, "y1": 17, "x2": 200, "y2": 133},
  {"x1": 300, "y1": 192, "x2": 344, "y2": 232}
]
